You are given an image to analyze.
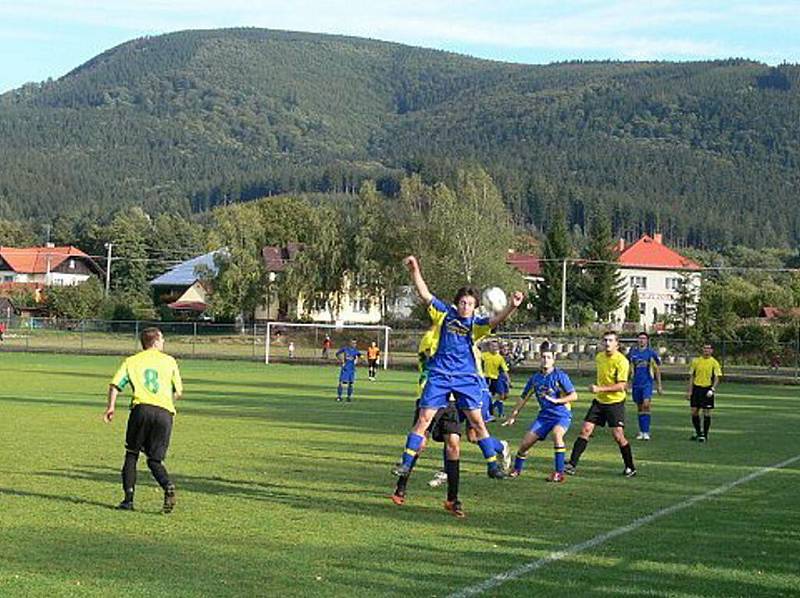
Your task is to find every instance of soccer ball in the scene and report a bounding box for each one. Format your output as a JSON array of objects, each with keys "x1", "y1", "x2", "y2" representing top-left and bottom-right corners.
[{"x1": 481, "y1": 286, "x2": 507, "y2": 314}]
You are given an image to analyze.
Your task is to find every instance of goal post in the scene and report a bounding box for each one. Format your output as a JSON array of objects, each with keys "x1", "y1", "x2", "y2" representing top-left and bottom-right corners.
[{"x1": 265, "y1": 321, "x2": 391, "y2": 368}]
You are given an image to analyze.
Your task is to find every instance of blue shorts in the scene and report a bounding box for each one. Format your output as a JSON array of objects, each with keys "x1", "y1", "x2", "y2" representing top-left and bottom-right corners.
[
  {"x1": 529, "y1": 415, "x2": 571, "y2": 439},
  {"x1": 487, "y1": 376, "x2": 509, "y2": 396},
  {"x1": 420, "y1": 372, "x2": 485, "y2": 412},
  {"x1": 632, "y1": 385, "x2": 653, "y2": 404},
  {"x1": 339, "y1": 371, "x2": 355, "y2": 384}
]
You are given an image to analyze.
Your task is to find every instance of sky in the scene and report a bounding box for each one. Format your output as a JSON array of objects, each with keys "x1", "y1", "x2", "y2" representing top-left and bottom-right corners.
[{"x1": 1, "y1": 0, "x2": 798, "y2": 93}]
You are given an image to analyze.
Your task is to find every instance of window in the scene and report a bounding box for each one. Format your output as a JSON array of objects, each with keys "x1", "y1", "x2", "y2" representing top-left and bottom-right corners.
[
  {"x1": 639, "y1": 302, "x2": 646, "y2": 315},
  {"x1": 664, "y1": 303, "x2": 678, "y2": 315},
  {"x1": 630, "y1": 276, "x2": 647, "y2": 289},
  {"x1": 2, "y1": 275, "x2": 13, "y2": 283},
  {"x1": 353, "y1": 296, "x2": 370, "y2": 313},
  {"x1": 68, "y1": 259, "x2": 76, "y2": 270},
  {"x1": 665, "y1": 277, "x2": 682, "y2": 290}
]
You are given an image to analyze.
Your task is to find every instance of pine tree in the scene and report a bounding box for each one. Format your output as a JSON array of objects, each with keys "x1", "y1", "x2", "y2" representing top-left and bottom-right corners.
[
  {"x1": 537, "y1": 210, "x2": 572, "y2": 322},
  {"x1": 625, "y1": 286, "x2": 641, "y2": 324},
  {"x1": 578, "y1": 209, "x2": 626, "y2": 322}
]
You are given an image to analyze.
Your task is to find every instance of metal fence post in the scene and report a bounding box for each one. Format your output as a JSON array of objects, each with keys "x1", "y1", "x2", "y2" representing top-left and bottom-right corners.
[
  {"x1": 193, "y1": 321, "x2": 197, "y2": 357},
  {"x1": 134, "y1": 320, "x2": 139, "y2": 350},
  {"x1": 80, "y1": 320, "x2": 85, "y2": 353}
]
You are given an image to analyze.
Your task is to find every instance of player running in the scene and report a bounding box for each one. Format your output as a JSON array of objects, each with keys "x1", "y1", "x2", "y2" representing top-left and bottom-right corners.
[{"x1": 503, "y1": 341, "x2": 577, "y2": 482}]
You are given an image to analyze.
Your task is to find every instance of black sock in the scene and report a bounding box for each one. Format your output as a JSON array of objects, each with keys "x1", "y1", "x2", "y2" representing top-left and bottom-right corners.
[
  {"x1": 703, "y1": 415, "x2": 712, "y2": 437},
  {"x1": 395, "y1": 455, "x2": 418, "y2": 494},
  {"x1": 619, "y1": 442, "x2": 635, "y2": 470},
  {"x1": 692, "y1": 415, "x2": 702, "y2": 435},
  {"x1": 445, "y1": 459, "x2": 460, "y2": 502},
  {"x1": 122, "y1": 452, "x2": 138, "y2": 502},
  {"x1": 570, "y1": 437, "x2": 588, "y2": 466},
  {"x1": 146, "y1": 458, "x2": 172, "y2": 491}
]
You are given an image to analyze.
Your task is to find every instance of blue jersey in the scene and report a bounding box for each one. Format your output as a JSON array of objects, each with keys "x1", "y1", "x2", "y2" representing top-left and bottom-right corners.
[
  {"x1": 426, "y1": 297, "x2": 491, "y2": 377},
  {"x1": 336, "y1": 347, "x2": 361, "y2": 375},
  {"x1": 520, "y1": 368, "x2": 575, "y2": 419},
  {"x1": 628, "y1": 347, "x2": 661, "y2": 388}
]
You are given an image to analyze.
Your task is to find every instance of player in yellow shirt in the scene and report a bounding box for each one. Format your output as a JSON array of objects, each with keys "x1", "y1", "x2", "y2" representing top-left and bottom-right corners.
[
  {"x1": 103, "y1": 327, "x2": 184, "y2": 513},
  {"x1": 686, "y1": 343, "x2": 723, "y2": 442},
  {"x1": 482, "y1": 340, "x2": 510, "y2": 417},
  {"x1": 565, "y1": 331, "x2": 637, "y2": 477}
]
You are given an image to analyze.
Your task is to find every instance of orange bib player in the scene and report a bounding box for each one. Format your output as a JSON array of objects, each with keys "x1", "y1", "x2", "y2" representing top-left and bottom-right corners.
[{"x1": 367, "y1": 341, "x2": 381, "y2": 381}]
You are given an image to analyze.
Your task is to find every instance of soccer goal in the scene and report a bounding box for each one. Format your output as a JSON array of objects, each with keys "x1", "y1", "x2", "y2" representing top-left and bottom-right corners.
[{"x1": 264, "y1": 321, "x2": 391, "y2": 368}]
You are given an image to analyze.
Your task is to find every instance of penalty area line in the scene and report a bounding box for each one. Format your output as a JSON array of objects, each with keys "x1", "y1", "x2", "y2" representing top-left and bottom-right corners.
[{"x1": 448, "y1": 453, "x2": 800, "y2": 598}]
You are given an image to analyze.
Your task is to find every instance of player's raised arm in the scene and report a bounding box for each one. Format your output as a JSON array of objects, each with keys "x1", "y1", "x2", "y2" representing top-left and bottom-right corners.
[
  {"x1": 403, "y1": 255, "x2": 433, "y2": 304},
  {"x1": 489, "y1": 290, "x2": 523, "y2": 328},
  {"x1": 503, "y1": 379, "x2": 534, "y2": 426}
]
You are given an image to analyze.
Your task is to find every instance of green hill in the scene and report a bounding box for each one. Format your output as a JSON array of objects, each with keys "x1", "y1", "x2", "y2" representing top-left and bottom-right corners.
[{"x1": 1, "y1": 28, "x2": 799, "y2": 247}]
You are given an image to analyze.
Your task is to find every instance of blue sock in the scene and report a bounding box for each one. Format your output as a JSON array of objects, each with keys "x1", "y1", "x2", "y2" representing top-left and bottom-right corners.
[
  {"x1": 554, "y1": 445, "x2": 566, "y2": 473},
  {"x1": 477, "y1": 437, "x2": 500, "y2": 471},
  {"x1": 514, "y1": 454, "x2": 526, "y2": 473},
  {"x1": 639, "y1": 413, "x2": 651, "y2": 433},
  {"x1": 492, "y1": 437, "x2": 505, "y2": 455},
  {"x1": 347, "y1": 383, "x2": 353, "y2": 399},
  {"x1": 495, "y1": 401, "x2": 505, "y2": 417},
  {"x1": 401, "y1": 433, "x2": 425, "y2": 468},
  {"x1": 337, "y1": 384, "x2": 343, "y2": 400}
]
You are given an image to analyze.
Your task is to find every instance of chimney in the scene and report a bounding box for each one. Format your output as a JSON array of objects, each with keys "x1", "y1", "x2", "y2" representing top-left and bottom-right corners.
[
  {"x1": 653, "y1": 233, "x2": 663, "y2": 244},
  {"x1": 616, "y1": 238, "x2": 625, "y2": 252},
  {"x1": 45, "y1": 242, "x2": 55, "y2": 248}
]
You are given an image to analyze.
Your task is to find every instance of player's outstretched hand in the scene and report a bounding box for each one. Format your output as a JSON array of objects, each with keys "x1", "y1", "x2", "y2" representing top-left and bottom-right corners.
[
  {"x1": 510, "y1": 291, "x2": 524, "y2": 307},
  {"x1": 102, "y1": 408, "x2": 114, "y2": 423},
  {"x1": 403, "y1": 255, "x2": 419, "y2": 273}
]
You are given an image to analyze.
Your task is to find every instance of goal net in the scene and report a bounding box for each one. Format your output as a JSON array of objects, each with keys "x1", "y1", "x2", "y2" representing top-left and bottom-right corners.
[{"x1": 264, "y1": 321, "x2": 391, "y2": 368}]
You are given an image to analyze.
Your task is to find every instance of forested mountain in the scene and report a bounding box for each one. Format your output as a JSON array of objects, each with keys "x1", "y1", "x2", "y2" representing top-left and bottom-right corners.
[{"x1": 1, "y1": 28, "x2": 799, "y2": 248}]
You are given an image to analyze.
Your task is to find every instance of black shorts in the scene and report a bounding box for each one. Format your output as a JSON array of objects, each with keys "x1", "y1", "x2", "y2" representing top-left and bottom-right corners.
[
  {"x1": 584, "y1": 399, "x2": 626, "y2": 428},
  {"x1": 412, "y1": 400, "x2": 460, "y2": 441},
  {"x1": 691, "y1": 385, "x2": 715, "y2": 409},
  {"x1": 125, "y1": 403, "x2": 174, "y2": 461},
  {"x1": 368, "y1": 359, "x2": 378, "y2": 367},
  {"x1": 430, "y1": 404, "x2": 460, "y2": 442}
]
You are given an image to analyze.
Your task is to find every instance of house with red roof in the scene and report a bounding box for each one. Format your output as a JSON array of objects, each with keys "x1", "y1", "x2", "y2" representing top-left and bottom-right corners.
[
  {"x1": 505, "y1": 250, "x2": 543, "y2": 292},
  {"x1": 0, "y1": 244, "x2": 103, "y2": 288},
  {"x1": 612, "y1": 234, "x2": 702, "y2": 326}
]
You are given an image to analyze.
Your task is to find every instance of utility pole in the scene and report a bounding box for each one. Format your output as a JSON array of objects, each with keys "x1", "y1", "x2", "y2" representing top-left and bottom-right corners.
[
  {"x1": 560, "y1": 258, "x2": 568, "y2": 331},
  {"x1": 104, "y1": 242, "x2": 113, "y2": 297}
]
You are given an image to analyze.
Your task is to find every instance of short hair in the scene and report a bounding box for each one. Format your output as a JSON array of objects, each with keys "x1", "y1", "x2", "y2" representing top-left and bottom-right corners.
[
  {"x1": 453, "y1": 286, "x2": 480, "y2": 306},
  {"x1": 638, "y1": 331, "x2": 649, "y2": 339},
  {"x1": 140, "y1": 327, "x2": 162, "y2": 349},
  {"x1": 540, "y1": 341, "x2": 553, "y2": 353},
  {"x1": 603, "y1": 331, "x2": 618, "y2": 339}
]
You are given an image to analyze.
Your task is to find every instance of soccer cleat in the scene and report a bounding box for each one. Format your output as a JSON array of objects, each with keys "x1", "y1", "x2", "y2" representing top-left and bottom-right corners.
[
  {"x1": 116, "y1": 500, "x2": 135, "y2": 511},
  {"x1": 392, "y1": 463, "x2": 411, "y2": 477},
  {"x1": 635, "y1": 432, "x2": 645, "y2": 440},
  {"x1": 487, "y1": 467, "x2": 507, "y2": 480},
  {"x1": 697, "y1": 435, "x2": 706, "y2": 443},
  {"x1": 642, "y1": 432, "x2": 651, "y2": 441},
  {"x1": 500, "y1": 440, "x2": 512, "y2": 472},
  {"x1": 443, "y1": 500, "x2": 466, "y2": 519},
  {"x1": 428, "y1": 470, "x2": 448, "y2": 488},
  {"x1": 508, "y1": 469, "x2": 521, "y2": 479},
  {"x1": 564, "y1": 463, "x2": 577, "y2": 475},
  {"x1": 390, "y1": 491, "x2": 405, "y2": 506},
  {"x1": 623, "y1": 467, "x2": 637, "y2": 478},
  {"x1": 162, "y1": 485, "x2": 176, "y2": 514},
  {"x1": 547, "y1": 471, "x2": 565, "y2": 483}
]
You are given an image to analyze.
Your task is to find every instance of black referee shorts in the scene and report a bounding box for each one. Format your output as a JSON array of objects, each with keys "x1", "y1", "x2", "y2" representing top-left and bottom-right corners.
[
  {"x1": 125, "y1": 403, "x2": 174, "y2": 461},
  {"x1": 584, "y1": 399, "x2": 626, "y2": 428},
  {"x1": 690, "y1": 385, "x2": 715, "y2": 409}
]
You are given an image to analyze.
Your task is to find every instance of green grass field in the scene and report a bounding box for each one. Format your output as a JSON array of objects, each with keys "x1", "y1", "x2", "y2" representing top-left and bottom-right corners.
[{"x1": 1, "y1": 352, "x2": 799, "y2": 597}]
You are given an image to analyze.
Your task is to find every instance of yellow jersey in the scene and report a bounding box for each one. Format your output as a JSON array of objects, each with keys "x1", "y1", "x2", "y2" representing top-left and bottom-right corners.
[
  {"x1": 595, "y1": 351, "x2": 629, "y2": 404},
  {"x1": 481, "y1": 352, "x2": 509, "y2": 380},
  {"x1": 690, "y1": 356, "x2": 722, "y2": 387},
  {"x1": 111, "y1": 348, "x2": 183, "y2": 414}
]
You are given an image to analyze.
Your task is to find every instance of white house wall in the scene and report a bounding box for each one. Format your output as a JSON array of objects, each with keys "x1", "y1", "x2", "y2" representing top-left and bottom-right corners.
[{"x1": 612, "y1": 267, "x2": 701, "y2": 327}]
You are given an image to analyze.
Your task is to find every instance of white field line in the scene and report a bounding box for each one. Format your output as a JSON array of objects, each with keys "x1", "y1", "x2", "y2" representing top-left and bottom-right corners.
[{"x1": 448, "y1": 454, "x2": 800, "y2": 598}]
